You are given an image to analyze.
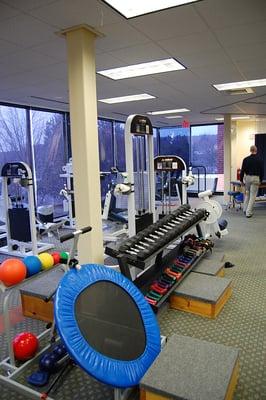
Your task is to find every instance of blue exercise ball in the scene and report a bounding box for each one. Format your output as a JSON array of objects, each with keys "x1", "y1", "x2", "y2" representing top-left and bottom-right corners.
[{"x1": 23, "y1": 256, "x2": 42, "y2": 277}]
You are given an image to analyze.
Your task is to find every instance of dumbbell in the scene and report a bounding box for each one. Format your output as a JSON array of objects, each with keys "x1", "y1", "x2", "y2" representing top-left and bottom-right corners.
[
  {"x1": 150, "y1": 282, "x2": 168, "y2": 295},
  {"x1": 159, "y1": 273, "x2": 176, "y2": 285},
  {"x1": 171, "y1": 265, "x2": 184, "y2": 273},
  {"x1": 145, "y1": 296, "x2": 157, "y2": 306},
  {"x1": 146, "y1": 290, "x2": 163, "y2": 301},
  {"x1": 153, "y1": 280, "x2": 172, "y2": 289},
  {"x1": 164, "y1": 268, "x2": 182, "y2": 279}
]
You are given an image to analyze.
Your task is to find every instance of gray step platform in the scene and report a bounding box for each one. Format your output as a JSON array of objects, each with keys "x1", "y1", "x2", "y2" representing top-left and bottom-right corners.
[
  {"x1": 140, "y1": 334, "x2": 239, "y2": 400},
  {"x1": 193, "y1": 252, "x2": 226, "y2": 276},
  {"x1": 20, "y1": 267, "x2": 64, "y2": 300},
  {"x1": 172, "y1": 272, "x2": 231, "y2": 304},
  {"x1": 170, "y1": 272, "x2": 232, "y2": 318}
]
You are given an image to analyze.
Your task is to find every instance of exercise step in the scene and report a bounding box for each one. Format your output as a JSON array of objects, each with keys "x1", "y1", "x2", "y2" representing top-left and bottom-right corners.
[
  {"x1": 140, "y1": 334, "x2": 239, "y2": 400},
  {"x1": 20, "y1": 267, "x2": 64, "y2": 322},
  {"x1": 170, "y1": 272, "x2": 232, "y2": 319},
  {"x1": 192, "y1": 251, "x2": 226, "y2": 277}
]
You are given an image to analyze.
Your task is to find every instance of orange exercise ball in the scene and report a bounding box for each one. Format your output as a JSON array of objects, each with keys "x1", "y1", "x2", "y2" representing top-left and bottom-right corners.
[{"x1": 0, "y1": 258, "x2": 27, "y2": 287}]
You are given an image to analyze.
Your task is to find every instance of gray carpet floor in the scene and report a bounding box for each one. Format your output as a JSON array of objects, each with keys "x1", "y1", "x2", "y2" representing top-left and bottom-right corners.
[{"x1": 0, "y1": 202, "x2": 265, "y2": 399}]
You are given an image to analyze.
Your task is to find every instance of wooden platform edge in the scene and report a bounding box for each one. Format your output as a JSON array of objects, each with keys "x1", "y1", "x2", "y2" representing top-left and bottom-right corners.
[
  {"x1": 21, "y1": 293, "x2": 54, "y2": 322},
  {"x1": 140, "y1": 388, "x2": 170, "y2": 400},
  {"x1": 225, "y1": 358, "x2": 240, "y2": 400}
]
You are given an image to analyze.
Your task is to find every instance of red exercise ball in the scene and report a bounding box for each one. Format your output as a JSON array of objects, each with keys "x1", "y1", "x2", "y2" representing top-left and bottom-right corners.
[
  {"x1": 51, "y1": 252, "x2": 61, "y2": 265},
  {"x1": 0, "y1": 258, "x2": 27, "y2": 287},
  {"x1": 13, "y1": 332, "x2": 39, "y2": 361}
]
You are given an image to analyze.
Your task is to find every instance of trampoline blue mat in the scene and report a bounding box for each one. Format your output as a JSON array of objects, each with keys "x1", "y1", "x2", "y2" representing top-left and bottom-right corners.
[{"x1": 54, "y1": 264, "x2": 161, "y2": 388}]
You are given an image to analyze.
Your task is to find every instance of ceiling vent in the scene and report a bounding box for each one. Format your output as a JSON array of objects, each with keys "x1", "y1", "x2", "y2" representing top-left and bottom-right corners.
[{"x1": 225, "y1": 88, "x2": 254, "y2": 95}]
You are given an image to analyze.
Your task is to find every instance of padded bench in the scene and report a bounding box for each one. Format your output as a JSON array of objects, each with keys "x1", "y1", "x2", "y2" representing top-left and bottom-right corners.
[
  {"x1": 140, "y1": 334, "x2": 239, "y2": 400},
  {"x1": 170, "y1": 272, "x2": 232, "y2": 318}
]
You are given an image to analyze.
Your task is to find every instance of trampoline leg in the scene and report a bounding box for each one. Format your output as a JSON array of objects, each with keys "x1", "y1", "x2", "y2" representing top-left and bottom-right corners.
[{"x1": 114, "y1": 388, "x2": 133, "y2": 400}]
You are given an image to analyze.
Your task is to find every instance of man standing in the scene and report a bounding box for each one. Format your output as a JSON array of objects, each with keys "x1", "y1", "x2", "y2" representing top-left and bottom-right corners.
[{"x1": 240, "y1": 145, "x2": 264, "y2": 218}]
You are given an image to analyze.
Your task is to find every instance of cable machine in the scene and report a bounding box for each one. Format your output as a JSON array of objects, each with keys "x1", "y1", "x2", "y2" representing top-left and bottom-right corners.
[
  {"x1": 59, "y1": 159, "x2": 75, "y2": 229},
  {"x1": 0, "y1": 162, "x2": 53, "y2": 256},
  {"x1": 125, "y1": 115, "x2": 156, "y2": 237},
  {"x1": 154, "y1": 155, "x2": 194, "y2": 211}
]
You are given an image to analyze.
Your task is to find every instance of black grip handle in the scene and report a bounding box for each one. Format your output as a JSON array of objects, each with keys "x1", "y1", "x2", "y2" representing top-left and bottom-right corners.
[{"x1": 59, "y1": 226, "x2": 92, "y2": 243}]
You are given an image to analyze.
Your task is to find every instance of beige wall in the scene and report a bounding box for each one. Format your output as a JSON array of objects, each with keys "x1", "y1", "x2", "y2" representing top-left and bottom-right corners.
[{"x1": 232, "y1": 119, "x2": 266, "y2": 178}]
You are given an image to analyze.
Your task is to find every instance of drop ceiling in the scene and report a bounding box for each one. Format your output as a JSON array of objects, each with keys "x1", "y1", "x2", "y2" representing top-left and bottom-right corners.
[{"x1": 0, "y1": 0, "x2": 266, "y2": 126}]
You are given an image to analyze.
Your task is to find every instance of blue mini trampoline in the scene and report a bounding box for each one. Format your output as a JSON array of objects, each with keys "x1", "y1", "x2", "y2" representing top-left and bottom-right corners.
[{"x1": 54, "y1": 264, "x2": 161, "y2": 388}]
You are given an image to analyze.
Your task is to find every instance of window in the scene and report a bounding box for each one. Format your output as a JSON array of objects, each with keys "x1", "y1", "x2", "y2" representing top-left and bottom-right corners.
[
  {"x1": 153, "y1": 128, "x2": 159, "y2": 157},
  {"x1": 159, "y1": 126, "x2": 190, "y2": 165},
  {"x1": 191, "y1": 124, "x2": 224, "y2": 192},
  {"x1": 0, "y1": 105, "x2": 30, "y2": 167},
  {"x1": 114, "y1": 121, "x2": 126, "y2": 171},
  {"x1": 0, "y1": 105, "x2": 30, "y2": 199},
  {"x1": 98, "y1": 119, "x2": 114, "y2": 200},
  {"x1": 30, "y1": 110, "x2": 66, "y2": 217},
  {"x1": 98, "y1": 119, "x2": 114, "y2": 172}
]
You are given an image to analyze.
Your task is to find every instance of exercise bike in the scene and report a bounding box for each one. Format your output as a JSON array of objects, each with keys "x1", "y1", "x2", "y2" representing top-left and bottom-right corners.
[{"x1": 197, "y1": 190, "x2": 228, "y2": 239}]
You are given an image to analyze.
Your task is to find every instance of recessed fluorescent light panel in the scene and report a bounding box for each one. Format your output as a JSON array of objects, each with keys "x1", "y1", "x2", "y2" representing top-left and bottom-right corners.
[
  {"x1": 147, "y1": 108, "x2": 190, "y2": 115},
  {"x1": 213, "y1": 78, "x2": 266, "y2": 91},
  {"x1": 215, "y1": 116, "x2": 250, "y2": 121},
  {"x1": 165, "y1": 115, "x2": 183, "y2": 119},
  {"x1": 97, "y1": 58, "x2": 185, "y2": 80},
  {"x1": 103, "y1": 0, "x2": 201, "y2": 19},
  {"x1": 98, "y1": 93, "x2": 155, "y2": 104}
]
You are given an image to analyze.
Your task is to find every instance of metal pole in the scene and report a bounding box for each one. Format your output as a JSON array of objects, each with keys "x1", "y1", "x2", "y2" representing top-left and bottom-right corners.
[
  {"x1": 2, "y1": 177, "x2": 12, "y2": 252},
  {"x1": 139, "y1": 136, "x2": 145, "y2": 213},
  {"x1": 3, "y1": 291, "x2": 15, "y2": 366}
]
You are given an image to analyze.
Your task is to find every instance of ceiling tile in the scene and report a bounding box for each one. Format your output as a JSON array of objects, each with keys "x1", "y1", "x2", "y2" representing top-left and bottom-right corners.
[
  {"x1": 130, "y1": 4, "x2": 208, "y2": 41},
  {"x1": 0, "y1": 38, "x2": 21, "y2": 56},
  {"x1": 0, "y1": 14, "x2": 56, "y2": 47},
  {"x1": 95, "y1": 52, "x2": 128, "y2": 70},
  {"x1": 96, "y1": 22, "x2": 150, "y2": 52},
  {"x1": 190, "y1": 64, "x2": 242, "y2": 83},
  {"x1": 195, "y1": 0, "x2": 266, "y2": 29},
  {"x1": 175, "y1": 49, "x2": 231, "y2": 69},
  {"x1": 214, "y1": 21, "x2": 266, "y2": 47},
  {"x1": 28, "y1": 0, "x2": 121, "y2": 29},
  {"x1": 1, "y1": 0, "x2": 58, "y2": 11},
  {"x1": 29, "y1": 37, "x2": 67, "y2": 61},
  {"x1": 0, "y1": 2, "x2": 20, "y2": 21},
  {"x1": 225, "y1": 42, "x2": 266, "y2": 63},
  {"x1": 109, "y1": 42, "x2": 170, "y2": 65},
  {"x1": 35, "y1": 62, "x2": 68, "y2": 81},
  {"x1": 0, "y1": 49, "x2": 57, "y2": 75},
  {"x1": 158, "y1": 30, "x2": 222, "y2": 59}
]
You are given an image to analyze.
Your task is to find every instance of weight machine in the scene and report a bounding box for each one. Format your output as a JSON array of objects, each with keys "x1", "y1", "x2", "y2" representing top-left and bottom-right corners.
[
  {"x1": 125, "y1": 114, "x2": 156, "y2": 237},
  {"x1": 101, "y1": 167, "x2": 130, "y2": 242},
  {"x1": 0, "y1": 177, "x2": 7, "y2": 241},
  {"x1": 0, "y1": 162, "x2": 53, "y2": 256},
  {"x1": 59, "y1": 159, "x2": 75, "y2": 229},
  {"x1": 154, "y1": 155, "x2": 195, "y2": 214}
]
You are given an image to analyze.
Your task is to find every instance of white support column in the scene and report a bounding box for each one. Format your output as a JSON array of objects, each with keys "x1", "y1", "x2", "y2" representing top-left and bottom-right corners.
[
  {"x1": 61, "y1": 25, "x2": 104, "y2": 264},
  {"x1": 224, "y1": 114, "x2": 232, "y2": 204}
]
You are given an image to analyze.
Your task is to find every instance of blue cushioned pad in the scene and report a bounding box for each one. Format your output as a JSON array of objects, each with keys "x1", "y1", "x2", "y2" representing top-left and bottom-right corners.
[{"x1": 54, "y1": 264, "x2": 161, "y2": 388}]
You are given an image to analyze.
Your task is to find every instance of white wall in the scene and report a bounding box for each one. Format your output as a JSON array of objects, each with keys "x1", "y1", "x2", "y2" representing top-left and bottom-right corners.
[{"x1": 233, "y1": 119, "x2": 266, "y2": 177}]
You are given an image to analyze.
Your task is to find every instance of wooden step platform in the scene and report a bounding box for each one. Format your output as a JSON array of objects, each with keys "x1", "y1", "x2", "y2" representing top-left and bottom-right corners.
[
  {"x1": 170, "y1": 272, "x2": 232, "y2": 319},
  {"x1": 192, "y1": 252, "x2": 226, "y2": 277},
  {"x1": 20, "y1": 267, "x2": 64, "y2": 322},
  {"x1": 140, "y1": 334, "x2": 239, "y2": 400}
]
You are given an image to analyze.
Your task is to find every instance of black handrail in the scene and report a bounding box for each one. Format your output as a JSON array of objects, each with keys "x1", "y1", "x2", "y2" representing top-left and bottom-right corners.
[{"x1": 190, "y1": 165, "x2": 207, "y2": 193}]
